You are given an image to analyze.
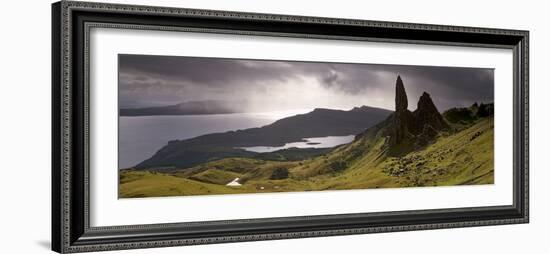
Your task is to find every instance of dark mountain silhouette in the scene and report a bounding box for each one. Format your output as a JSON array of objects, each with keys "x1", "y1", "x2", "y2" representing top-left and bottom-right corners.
[
  {"x1": 134, "y1": 106, "x2": 392, "y2": 169},
  {"x1": 120, "y1": 100, "x2": 239, "y2": 116}
]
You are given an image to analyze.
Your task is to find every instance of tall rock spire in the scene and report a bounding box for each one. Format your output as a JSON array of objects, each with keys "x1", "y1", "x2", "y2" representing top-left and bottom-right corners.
[
  {"x1": 389, "y1": 75, "x2": 413, "y2": 146},
  {"x1": 395, "y1": 75, "x2": 408, "y2": 112}
]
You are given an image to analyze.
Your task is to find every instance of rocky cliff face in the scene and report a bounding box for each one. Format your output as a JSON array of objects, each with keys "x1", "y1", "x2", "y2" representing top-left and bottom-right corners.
[{"x1": 387, "y1": 76, "x2": 448, "y2": 148}]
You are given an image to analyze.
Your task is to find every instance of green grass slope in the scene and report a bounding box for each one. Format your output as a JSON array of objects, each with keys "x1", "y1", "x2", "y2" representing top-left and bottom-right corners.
[
  {"x1": 338, "y1": 116, "x2": 494, "y2": 189},
  {"x1": 119, "y1": 117, "x2": 494, "y2": 198},
  {"x1": 119, "y1": 171, "x2": 254, "y2": 198},
  {"x1": 188, "y1": 169, "x2": 242, "y2": 185}
]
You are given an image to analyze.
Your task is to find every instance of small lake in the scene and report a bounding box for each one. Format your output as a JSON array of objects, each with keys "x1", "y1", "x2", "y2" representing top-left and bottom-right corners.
[{"x1": 238, "y1": 135, "x2": 355, "y2": 153}]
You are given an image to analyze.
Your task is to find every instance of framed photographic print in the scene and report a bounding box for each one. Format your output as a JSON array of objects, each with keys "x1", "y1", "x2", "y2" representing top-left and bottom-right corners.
[{"x1": 51, "y1": 1, "x2": 529, "y2": 253}]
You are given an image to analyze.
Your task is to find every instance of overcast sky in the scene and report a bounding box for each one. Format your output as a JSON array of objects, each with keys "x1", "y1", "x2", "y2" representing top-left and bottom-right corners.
[{"x1": 119, "y1": 54, "x2": 494, "y2": 112}]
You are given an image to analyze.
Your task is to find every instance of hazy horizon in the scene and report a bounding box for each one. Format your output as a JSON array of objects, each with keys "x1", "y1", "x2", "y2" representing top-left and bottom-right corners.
[{"x1": 119, "y1": 54, "x2": 494, "y2": 112}]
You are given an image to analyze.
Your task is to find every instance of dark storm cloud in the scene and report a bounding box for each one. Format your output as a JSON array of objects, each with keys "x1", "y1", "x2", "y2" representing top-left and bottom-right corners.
[
  {"x1": 120, "y1": 55, "x2": 305, "y2": 89},
  {"x1": 118, "y1": 54, "x2": 493, "y2": 111},
  {"x1": 342, "y1": 64, "x2": 495, "y2": 110}
]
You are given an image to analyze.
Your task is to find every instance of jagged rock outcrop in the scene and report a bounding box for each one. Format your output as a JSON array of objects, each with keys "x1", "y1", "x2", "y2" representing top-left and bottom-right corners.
[
  {"x1": 387, "y1": 76, "x2": 448, "y2": 148},
  {"x1": 413, "y1": 92, "x2": 448, "y2": 131}
]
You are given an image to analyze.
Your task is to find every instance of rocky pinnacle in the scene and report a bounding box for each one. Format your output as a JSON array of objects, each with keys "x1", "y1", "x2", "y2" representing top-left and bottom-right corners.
[
  {"x1": 388, "y1": 76, "x2": 448, "y2": 148},
  {"x1": 395, "y1": 75, "x2": 408, "y2": 112},
  {"x1": 390, "y1": 75, "x2": 412, "y2": 146}
]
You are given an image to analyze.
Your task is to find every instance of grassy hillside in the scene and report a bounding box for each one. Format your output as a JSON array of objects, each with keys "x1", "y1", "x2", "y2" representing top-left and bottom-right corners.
[
  {"x1": 188, "y1": 169, "x2": 242, "y2": 185},
  {"x1": 319, "y1": 116, "x2": 494, "y2": 189},
  {"x1": 119, "y1": 117, "x2": 494, "y2": 198},
  {"x1": 119, "y1": 171, "x2": 249, "y2": 198}
]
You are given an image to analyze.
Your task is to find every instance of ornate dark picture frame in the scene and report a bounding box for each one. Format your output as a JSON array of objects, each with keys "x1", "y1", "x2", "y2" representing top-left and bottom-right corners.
[{"x1": 52, "y1": 1, "x2": 529, "y2": 253}]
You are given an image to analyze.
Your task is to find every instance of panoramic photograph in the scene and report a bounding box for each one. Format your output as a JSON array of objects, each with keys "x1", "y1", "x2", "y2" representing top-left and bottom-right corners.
[{"x1": 118, "y1": 54, "x2": 495, "y2": 198}]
